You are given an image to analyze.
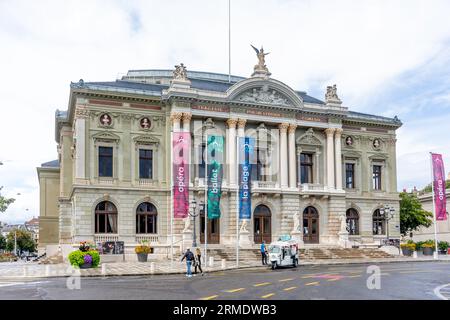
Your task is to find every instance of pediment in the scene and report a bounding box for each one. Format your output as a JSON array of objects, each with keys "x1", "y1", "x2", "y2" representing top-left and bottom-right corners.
[
  {"x1": 296, "y1": 128, "x2": 322, "y2": 146},
  {"x1": 92, "y1": 131, "x2": 120, "y2": 142},
  {"x1": 133, "y1": 135, "x2": 160, "y2": 145},
  {"x1": 227, "y1": 78, "x2": 303, "y2": 108}
]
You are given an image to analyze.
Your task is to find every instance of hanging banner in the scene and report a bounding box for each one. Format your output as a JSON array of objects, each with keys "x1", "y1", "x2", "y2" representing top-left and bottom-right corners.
[
  {"x1": 172, "y1": 132, "x2": 190, "y2": 218},
  {"x1": 239, "y1": 137, "x2": 255, "y2": 220},
  {"x1": 207, "y1": 135, "x2": 224, "y2": 219},
  {"x1": 431, "y1": 153, "x2": 447, "y2": 221}
]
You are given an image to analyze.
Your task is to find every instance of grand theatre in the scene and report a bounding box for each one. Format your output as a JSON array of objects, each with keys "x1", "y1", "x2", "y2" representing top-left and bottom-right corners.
[{"x1": 37, "y1": 53, "x2": 402, "y2": 258}]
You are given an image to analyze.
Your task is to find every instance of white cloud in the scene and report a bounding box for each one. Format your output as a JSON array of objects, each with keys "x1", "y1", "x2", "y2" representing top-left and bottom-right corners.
[{"x1": 1, "y1": 0, "x2": 450, "y2": 222}]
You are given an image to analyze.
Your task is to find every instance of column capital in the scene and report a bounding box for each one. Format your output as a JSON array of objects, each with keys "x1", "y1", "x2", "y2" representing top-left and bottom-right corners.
[
  {"x1": 75, "y1": 106, "x2": 89, "y2": 119},
  {"x1": 226, "y1": 118, "x2": 238, "y2": 129},
  {"x1": 334, "y1": 128, "x2": 343, "y2": 136},
  {"x1": 182, "y1": 112, "x2": 192, "y2": 124},
  {"x1": 170, "y1": 112, "x2": 183, "y2": 124},
  {"x1": 237, "y1": 118, "x2": 247, "y2": 129},
  {"x1": 324, "y1": 127, "x2": 336, "y2": 136},
  {"x1": 279, "y1": 123, "x2": 289, "y2": 133},
  {"x1": 288, "y1": 124, "x2": 297, "y2": 134}
]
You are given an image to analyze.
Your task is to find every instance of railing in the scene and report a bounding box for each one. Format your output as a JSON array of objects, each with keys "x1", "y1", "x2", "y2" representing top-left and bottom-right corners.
[
  {"x1": 135, "y1": 234, "x2": 159, "y2": 244},
  {"x1": 252, "y1": 181, "x2": 277, "y2": 189},
  {"x1": 94, "y1": 234, "x2": 119, "y2": 243},
  {"x1": 299, "y1": 183, "x2": 326, "y2": 192},
  {"x1": 139, "y1": 179, "x2": 156, "y2": 186},
  {"x1": 98, "y1": 177, "x2": 114, "y2": 185}
]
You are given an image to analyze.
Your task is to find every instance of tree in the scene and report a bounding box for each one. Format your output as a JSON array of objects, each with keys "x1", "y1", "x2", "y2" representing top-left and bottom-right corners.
[
  {"x1": 422, "y1": 179, "x2": 450, "y2": 193},
  {"x1": 400, "y1": 191, "x2": 433, "y2": 235},
  {"x1": 0, "y1": 186, "x2": 15, "y2": 213},
  {"x1": 0, "y1": 234, "x2": 6, "y2": 251},
  {"x1": 6, "y1": 229, "x2": 36, "y2": 253}
]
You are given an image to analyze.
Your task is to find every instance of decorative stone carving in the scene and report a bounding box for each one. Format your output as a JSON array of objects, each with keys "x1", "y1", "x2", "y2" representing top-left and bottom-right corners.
[
  {"x1": 92, "y1": 131, "x2": 120, "y2": 144},
  {"x1": 173, "y1": 63, "x2": 188, "y2": 80},
  {"x1": 325, "y1": 84, "x2": 342, "y2": 104},
  {"x1": 372, "y1": 138, "x2": 381, "y2": 149},
  {"x1": 237, "y1": 118, "x2": 247, "y2": 129},
  {"x1": 345, "y1": 135, "x2": 354, "y2": 146},
  {"x1": 236, "y1": 85, "x2": 291, "y2": 106},
  {"x1": 292, "y1": 211, "x2": 301, "y2": 232},
  {"x1": 139, "y1": 117, "x2": 152, "y2": 130},
  {"x1": 170, "y1": 112, "x2": 183, "y2": 124},
  {"x1": 226, "y1": 118, "x2": 238, "y2": 129},
  {"x1": 250, "y1": 45, "x2": 271, "y2": 77},
  {"x1": 278, "y1": 123, "x2": 289, "y2": 133},
  {"x1": 240, "y1": 219, "x2": 248, "y2": 233},
  {"x1": 288, "y1": 124, "x2": 297, "y2": 134},
  {"x1": 182, "y1": 112, "x2": 192, "y2": 125},
  {"x1": 297, "y1": 128, "x2": 322, "y2": 146},
  {"x1": 339, "y1": 214, "x2": 348, "y2": 233},
  {"x1": 99, "y1": 113, "x2": 112, "y2": 127},
  {"x1": 183, "y1": 216, "x2": 191, "y2": 232},
  {"x1": 133, "y1": 135, "x2": 160, "y2": 147},
  {"x1": 75, "y1": 106, "x2": 89, "y2": 119}
]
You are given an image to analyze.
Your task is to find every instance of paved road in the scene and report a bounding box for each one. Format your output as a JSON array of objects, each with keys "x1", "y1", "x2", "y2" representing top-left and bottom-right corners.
[{"x1": 0, "y1": 261, "x2": 449, "y2": 300}]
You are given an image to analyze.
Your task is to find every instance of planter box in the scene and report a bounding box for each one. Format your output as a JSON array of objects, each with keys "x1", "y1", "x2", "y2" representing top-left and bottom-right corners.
[
  {"x1": 423, "y1": 247, "x2": 434, "y2": 256},
  {"x1": 137, "y1": 253, "x2": 148, "y2": 262},
  {"x1": 80, "y1": 262, "x2": 92, "y2": 269},
  {"x1": 438, "y1": 250, "x2": 447, "y2": 255},
  {"x1": 401, "y1": 248, "x2": 413, "y2": 256}
]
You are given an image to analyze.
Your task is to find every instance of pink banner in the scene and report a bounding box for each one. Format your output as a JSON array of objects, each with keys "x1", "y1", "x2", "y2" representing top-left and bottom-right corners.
[
  {"x1": 173, "y1": 132, "x2": 190, "y2": 218},
  {"x1": 432, "y1": 153, "x2": 447, "y2": 221}
]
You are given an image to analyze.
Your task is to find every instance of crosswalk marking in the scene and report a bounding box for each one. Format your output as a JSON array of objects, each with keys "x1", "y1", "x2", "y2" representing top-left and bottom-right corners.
[
  {"x1": 200, "y1": 295, "x2": 219, "y2": 300},
  {"x1": 261, "y1": 293, "x2": 275, "y2": 298},
  {"x1": 279, "y1": 278, "x2": 294, "y2": 282},
  {"x1": 305, "y1": 281, "x2": 319, "y2": 286},
  {"x1": 254, "y1": 282, "x2": 271, "y2": 287},
  {"x1": 283, "y1": 286, "x2": 297, "y2": 291},
  {"x1": 327, "y1": 278, "x2": 340, "y2": 282},
  {"x1": 225, "y1": 288, "x2": 245, "y2": 293}
]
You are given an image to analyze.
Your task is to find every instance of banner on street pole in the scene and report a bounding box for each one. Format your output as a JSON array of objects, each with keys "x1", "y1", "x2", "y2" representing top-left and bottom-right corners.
[
  {"x1": 207, "y1": 135, "x2": 224, "y2": 219},
  {"x1": 431, "y1": 153, "x2": 447, "y2": 221},
  {"x1": 238, "y1": 137, "x2": 255, "y2": 220},
  {"x1": 172, "y1": 132, "x2": 190, "y2": 218}
]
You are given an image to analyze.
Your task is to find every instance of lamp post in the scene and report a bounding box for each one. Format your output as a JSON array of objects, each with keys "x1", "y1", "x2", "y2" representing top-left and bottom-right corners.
[
  {"x1": 14, "y1": 230, "x2": 17, "y2": 256},
  {"x1": 189, "y1": 200, "x2": 200, "y2": 248},
  {"x1": 380, "y1": 204, "x2": 395, "y2": 244}
]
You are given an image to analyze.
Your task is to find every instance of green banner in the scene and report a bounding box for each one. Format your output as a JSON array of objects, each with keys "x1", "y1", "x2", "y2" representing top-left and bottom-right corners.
[{"x1": 206, "y1": 135, "x2": 224, "y2": 219}]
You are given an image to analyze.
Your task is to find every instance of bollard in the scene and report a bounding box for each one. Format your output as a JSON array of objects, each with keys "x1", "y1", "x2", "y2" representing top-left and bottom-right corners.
[
  {"x1": 433, "y1": 251, "x2": 439, "y2": 259},
  {"x1": 101, "y1": 263, "x2": 107, "y2": 276},
  {"x1": 150, "y1": 262, "x2": 155, "y2": 274},
  {"x1": 209, "y1": 256, "x2": 214, "y2": 267},
  {"x1": 412, "y1": 251, "x2": 418, "y2": 259},
  {"x1": 221, "y1": 259, "x2": 226, "y2": 270},
  {"x1": 45, "y1": 265, "x2": 51, "y2": 277}
]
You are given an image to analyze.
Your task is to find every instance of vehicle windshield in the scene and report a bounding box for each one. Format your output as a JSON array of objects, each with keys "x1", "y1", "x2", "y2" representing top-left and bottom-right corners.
[{"x1": 269, "y1": 246, "x2": 280, "y2": 253}]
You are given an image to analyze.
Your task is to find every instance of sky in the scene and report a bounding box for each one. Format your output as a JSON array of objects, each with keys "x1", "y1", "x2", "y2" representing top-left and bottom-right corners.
[{"x1": 0, "y1": 0, "x2": 449, "y2": 224}]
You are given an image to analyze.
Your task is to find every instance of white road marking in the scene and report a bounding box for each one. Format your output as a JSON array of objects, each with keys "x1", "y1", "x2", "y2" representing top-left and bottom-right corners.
[{"x1": 434, "y1": 283, "x2": 450, "y2": 300}]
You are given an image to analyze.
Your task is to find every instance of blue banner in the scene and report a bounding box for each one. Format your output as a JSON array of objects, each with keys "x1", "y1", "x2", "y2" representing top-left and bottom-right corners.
[{"x1": 239, "y1": 137, "x2": 255, "y2": 219}]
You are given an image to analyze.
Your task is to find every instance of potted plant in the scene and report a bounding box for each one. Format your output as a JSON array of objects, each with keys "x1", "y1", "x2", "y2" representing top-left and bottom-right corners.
[
  {"x1": 415, "y1": 241, "x2": 424, "y2": 253},
  {"x1": 438, "y1": 241, "x2": 449, "y2": 255},
  {"x1": 422, "y1": 243, "x2": 435, "y2": 256},
  {"x1": 400, "y1": 243, "x2": 415, "y2": 256},
  {"x1": 135, "y1": 240, "x2": 152, "y2": 262},
  {"x1": 68, "y1": 241, "x2": 100, "y2": 269}
]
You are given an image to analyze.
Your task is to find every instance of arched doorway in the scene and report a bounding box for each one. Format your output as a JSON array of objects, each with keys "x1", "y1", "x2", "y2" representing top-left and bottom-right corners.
[
  {"x1": 346, "y1": 208, "x2": 359, "y2": 235},
  {"x1": 303, "y1": 206, "x2": 319, "y2": 244},
  {"x1": 253, "y1": 205, "x2": 272, "y2": 244},
  {"x1": 200, "y1": 208, "x2": 220, "y2": 244}
]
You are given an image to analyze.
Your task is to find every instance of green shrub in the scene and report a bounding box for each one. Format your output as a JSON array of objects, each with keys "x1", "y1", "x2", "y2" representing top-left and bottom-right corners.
[
  {"x1": 401, "y1": 243, "x2": 416, "y2": 251},
  {"x1": 68, "y1": 249, "x2": 100, "y2": 268},
  {"x1": 415, "y1": 241, "x2": 424, "y2": 250},
  {"x1": 438, "y1": 241, "x2": 449, "y2": 251}
]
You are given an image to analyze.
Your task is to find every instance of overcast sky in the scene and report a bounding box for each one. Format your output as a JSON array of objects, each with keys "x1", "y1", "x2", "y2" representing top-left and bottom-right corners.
[{"x1": 1, "y1": 0, "x2": 449, "y2": 224}]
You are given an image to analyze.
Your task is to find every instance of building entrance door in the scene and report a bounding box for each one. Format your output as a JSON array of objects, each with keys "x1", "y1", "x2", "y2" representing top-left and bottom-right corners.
[
  {"x1": 303, "y1": 206, "x2": 319, "y2": 244},
  {"x1": 200, "y1": 213, "x2": 220, "y2": 244},
  {"x1": 253, "y1": 205, "x2": 272, "y2": 244}
]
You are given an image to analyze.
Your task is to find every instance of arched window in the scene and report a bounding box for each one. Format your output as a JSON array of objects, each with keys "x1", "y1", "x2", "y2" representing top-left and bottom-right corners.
[
  {"x1": 136, "y1": 202, "x2": 158, "y2": 234},
  {"x1": 95, "y1": 201, "x2": 117, "y2": 234},
  {"x1": 346, "y1": 208, "x2": 359, "y2": 235},
  {"x1": 372, "y1": 209, "x2": 385, "y2": 235}
]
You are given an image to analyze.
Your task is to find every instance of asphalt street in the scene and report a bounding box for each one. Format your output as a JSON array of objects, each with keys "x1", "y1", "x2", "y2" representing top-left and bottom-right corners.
[{"x1": 0, "y1": 261, "x2": 449, "y2": 300}]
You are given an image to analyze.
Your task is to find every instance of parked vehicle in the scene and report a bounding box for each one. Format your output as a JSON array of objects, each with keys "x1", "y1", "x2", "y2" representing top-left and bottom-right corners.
[{"x1": 268, "y1": 240, "x2": 299, "y2": 270}]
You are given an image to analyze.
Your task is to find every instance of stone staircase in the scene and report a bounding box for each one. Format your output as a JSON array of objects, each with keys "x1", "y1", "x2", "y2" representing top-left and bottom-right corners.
[{"x1": 206, "y1": 246, "x2": 394, "y2": 262}]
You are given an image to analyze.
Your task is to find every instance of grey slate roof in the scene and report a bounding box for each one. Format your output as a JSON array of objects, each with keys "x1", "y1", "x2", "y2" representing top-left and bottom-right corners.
[
  {"x1": 41, "y1": 159, "x2": 59, "y2": 168},
  {"x1": 347, "y1": 111, "x2": 402, "y2": 125}
]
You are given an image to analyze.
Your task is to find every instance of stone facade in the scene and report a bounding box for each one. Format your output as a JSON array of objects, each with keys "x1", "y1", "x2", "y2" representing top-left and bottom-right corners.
[{"x1": 37, "y1": 64, "x2": 402, "y2": 258}]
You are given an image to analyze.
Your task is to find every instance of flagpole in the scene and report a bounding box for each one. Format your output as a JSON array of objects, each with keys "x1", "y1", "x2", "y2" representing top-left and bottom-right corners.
[
  {"x1": 430, "y1": 152, "x2": 439, "y2": 259},
  {"x1": 204, "y1": 136, "x2": 208, "y2": 268},
  {"x1": 228, "y1": 0, "x2": 231, "y2": 83},
  {"x1": 170, "y1": 131, "x2": 174, "y2": 266},
  {"x1": 236, "y1": 135, "x2": 239, "y2": 268}
]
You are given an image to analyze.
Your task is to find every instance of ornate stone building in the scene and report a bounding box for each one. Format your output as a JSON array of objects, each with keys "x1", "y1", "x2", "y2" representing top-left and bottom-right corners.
[{"x1": 37, "y1": 57, "x2": 402, "y2": 258}]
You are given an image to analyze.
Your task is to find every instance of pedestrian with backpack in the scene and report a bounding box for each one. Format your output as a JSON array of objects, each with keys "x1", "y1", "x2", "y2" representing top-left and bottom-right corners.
[{"x1": 181, "y1": 248, "x2": 195, "y2": 277}]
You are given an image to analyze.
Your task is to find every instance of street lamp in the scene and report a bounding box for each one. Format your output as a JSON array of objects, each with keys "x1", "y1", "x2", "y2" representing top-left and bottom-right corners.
[
  {"x1": 380, "y1": 204, "x2": 395, "y2": 244},
  {"x1": 189, "y1": 200, "x2": 200, "y2": 248}
]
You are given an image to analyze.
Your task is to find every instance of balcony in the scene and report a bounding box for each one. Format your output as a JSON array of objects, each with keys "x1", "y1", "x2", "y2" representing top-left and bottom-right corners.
[
  {"x1": 94, "y1": 234, "x2": 119, "y2": 243},
  {"x1": 299, "y1": 183, "x2": 327, "y2": 192},
  {"x1": 252, "y1": 181, "x2": 277, "y2": 190},
  {"x1": 135, "y1": 234, "x2": 159, "y2": 244}
]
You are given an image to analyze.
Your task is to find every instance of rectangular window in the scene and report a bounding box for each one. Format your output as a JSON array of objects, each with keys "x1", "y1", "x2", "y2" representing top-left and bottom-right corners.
[
  {"x1": 345, "y1": 163, "x2": 355, "y2": 189},
  {"x1": 373, "y1": 165, "x2": 382, "y2": 190},
  {"x1": 139, "y1": 149, "x2": 153, "y2": 179},
  {"x1": 198, "y1": 144, "x2": 206, "y2": 179},
  {"x1": 300, "y1": 153, "x2": 313, "y2": 184},
  {"x1": 251, "y1": 148, "x2": 264, "y2": 181},
  {"x1": 98, "y1": 146, "x2": 113, "y2": 177}
]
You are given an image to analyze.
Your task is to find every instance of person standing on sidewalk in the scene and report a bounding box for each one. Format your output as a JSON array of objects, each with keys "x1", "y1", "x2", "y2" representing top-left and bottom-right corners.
[
  {"x1": 194, "y1": 247, "x2": 204, "y2": 276},
  {"x1": 181, "y1": 248, "x2": 194, "y2": 277},
  {"x1": 260, "y1": 241, "x2": 268, "y2": 265}
]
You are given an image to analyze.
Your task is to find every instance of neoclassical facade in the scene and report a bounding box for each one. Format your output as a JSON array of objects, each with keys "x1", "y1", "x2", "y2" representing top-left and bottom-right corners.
[{"x1": 37, "y1": 59, "x2": 402, "y2": 257}]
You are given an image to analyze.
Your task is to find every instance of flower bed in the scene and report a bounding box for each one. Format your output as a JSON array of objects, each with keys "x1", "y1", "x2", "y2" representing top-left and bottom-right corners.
[
  {"x1": 68, "y1": 242, "x2": 100, "y2": 268},
  {"x1": 0, "y1": 253, "x2": 18, "y2": 262}
]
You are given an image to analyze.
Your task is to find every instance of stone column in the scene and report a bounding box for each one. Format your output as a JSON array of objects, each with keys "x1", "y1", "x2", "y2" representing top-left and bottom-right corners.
[
  {"x1": 74, "y1": 106, "x2": 88, "y2": 182},
  {"x1": 227, "y1": 118, "x2": 238, "y2": 186},
  {"x1": 325, "y1": 128, "x2": 335, "y2": 190},
  {"x1": 170, "y1": 112, "x2": 183, "y2": 235},
  {"x1": 334, "y1": 128, "x2": 343, "y2": 190},
  {"x1": 288, "y1": 124, "x2": 297, "y2": 188},
  {"x1": 279, "y1": 123, "x2": 289, "y2": 189},
  {"x1": 182, "y1": 113, "x2": 192, "y2": 185},
  {"x1": 170, "y1": 112, "x2": 182, "y2": 133},
  {"x1": 237, "y1": 118, "x2": 246, "y2": 137}
]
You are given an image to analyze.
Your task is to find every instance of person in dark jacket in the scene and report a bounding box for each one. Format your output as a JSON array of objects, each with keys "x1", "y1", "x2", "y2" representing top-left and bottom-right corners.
[
  {"x1": 181, "y1": 248, "x2": 194, "y2": 277},
  {"x1": 260, "y1": 241, "x2": 268, "y2": 265},
  {"x1": 194, "y1": 247, "x2": 204, "y2": 276}
]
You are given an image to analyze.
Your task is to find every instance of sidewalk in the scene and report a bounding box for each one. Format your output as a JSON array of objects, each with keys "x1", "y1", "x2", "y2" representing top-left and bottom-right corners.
[{"x1": 1, "y1": 256, "x2": 449, "y2": 280}]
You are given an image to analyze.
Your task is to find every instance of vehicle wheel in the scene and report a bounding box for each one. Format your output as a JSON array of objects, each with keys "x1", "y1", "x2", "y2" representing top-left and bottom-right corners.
[{"x1": 271, "y1": 262, "x2": 277, "y2": 270}]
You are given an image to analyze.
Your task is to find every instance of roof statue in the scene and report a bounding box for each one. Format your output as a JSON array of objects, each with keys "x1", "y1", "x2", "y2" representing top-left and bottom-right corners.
[
  {"x1": 325, "y1": 84, "x2": 342, "y2": 105},
  {"x1": 173, "y1": 63, "x2": 188, "y2": 80},
  {"x1": 251, "y1": 44, "x2": 271, "y2": 77}
]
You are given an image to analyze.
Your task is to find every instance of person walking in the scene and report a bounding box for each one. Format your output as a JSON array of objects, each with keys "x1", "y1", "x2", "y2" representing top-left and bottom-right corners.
[
  {"x1": 181, "y1": 248, "x2": 195, "y2": 277},
  {"x1": 194, "y1": 247, "x2": 204, "y2": 276},
  {"x1": 260, "y1": 241, "x2": 268, "y2": 265}
]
